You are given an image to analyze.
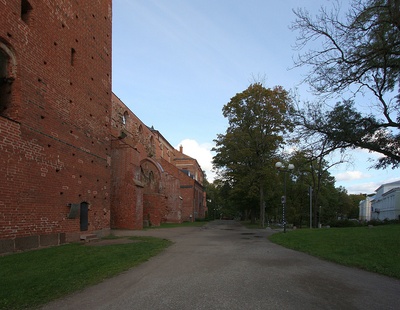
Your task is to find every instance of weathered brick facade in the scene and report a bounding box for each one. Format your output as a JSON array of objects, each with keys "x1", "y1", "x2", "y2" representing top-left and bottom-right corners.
[
  {"x1": 111, "y1": 94, "x2": 206, "y2": 229},
  {"x1": 0, "y1": 0, "x2": 112, "y2": 253},
  {"x1": 0, "y1": 1, "x2": 206, "y2": 254}
]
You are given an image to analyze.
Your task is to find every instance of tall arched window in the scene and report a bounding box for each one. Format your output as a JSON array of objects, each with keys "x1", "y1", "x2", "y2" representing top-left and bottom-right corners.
[
  {"x1": 122, "y1": 111, "x2": 128, "y2": 125},
  {"x1": 0, "y1": 42, "x2": 16, "y2": 116}
]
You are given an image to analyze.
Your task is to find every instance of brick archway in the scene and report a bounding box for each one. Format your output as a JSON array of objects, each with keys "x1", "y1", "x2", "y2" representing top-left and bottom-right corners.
[
  {"x1": 140, "y1": 158, "x2": 167, "y2": 226},
  {"x1": 140, "y1": 158, "x2": 163, "y2": 194}
]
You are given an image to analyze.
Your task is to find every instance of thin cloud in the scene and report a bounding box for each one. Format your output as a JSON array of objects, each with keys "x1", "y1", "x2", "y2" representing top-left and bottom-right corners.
[
  {"x1": 335, "y1": 171, "x2": 371, "y2": 182},
  {"x1": 346, "y1": 182, "x2": 378, "y2": 195},
  {"x1": 339, "y1": 177, "x2": 400, "y2": 195}
]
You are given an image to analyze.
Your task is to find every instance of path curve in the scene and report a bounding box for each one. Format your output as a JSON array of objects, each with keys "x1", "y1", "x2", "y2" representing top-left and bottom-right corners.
[{"x1": 42, "y1": 220, "x2": 400, "y2": 310}]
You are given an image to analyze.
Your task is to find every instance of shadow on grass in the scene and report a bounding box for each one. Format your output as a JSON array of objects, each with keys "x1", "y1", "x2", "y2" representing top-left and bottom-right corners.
[{"x1": 0, "y1": 236, "x2": 172, "y2": 310}]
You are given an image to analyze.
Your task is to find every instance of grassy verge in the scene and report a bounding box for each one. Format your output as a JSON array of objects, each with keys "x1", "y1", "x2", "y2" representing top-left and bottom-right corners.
[
  {"x1": 241, "y1": 221, "x2": 281, "y2": 230},
  {"x1": 269, "y1": 225, "x2": 400, "y2": 279},
  {"x1": 0, "y1": 236, "x2": 172, "y2": 310}
]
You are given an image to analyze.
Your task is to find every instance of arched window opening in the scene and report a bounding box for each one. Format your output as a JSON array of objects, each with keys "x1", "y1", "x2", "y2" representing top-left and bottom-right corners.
[
  {"x1": 122, "y1": 111, "x2": 128, "y2": 125},
  {"x1": 0, "y1": 46, "x2": 14, "y2": 116},
  {"x1": 21, "y1": 0, "x2": 33, "y2": 24},
  {"x1": 147, "y1": 135, "x2": 155, "y2": 157}
]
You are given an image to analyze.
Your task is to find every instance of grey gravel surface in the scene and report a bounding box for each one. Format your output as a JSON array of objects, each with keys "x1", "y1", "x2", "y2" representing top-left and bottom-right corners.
[{"x1": 41, "y1": 220, "x2": 400, "y2": 310}]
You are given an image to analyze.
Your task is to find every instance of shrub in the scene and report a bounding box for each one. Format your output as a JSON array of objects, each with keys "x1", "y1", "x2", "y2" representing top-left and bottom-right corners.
[
  {"x1": 367, "y1": 219, "x2": 384, "y2": 226},
  {"x1": 327, "y1": 219, "x2": 362, "y2": 228}
]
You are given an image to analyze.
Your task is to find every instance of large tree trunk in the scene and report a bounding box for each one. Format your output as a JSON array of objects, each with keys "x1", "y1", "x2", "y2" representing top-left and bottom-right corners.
[
  {"x1": 250, "y1": 209, "x2": 256, "y2": 224},
  {"x1": 260, "y1": 183, "x2": 265, "y2": 228}
]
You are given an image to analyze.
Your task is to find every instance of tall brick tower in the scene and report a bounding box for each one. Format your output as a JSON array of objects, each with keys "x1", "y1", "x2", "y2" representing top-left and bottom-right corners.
[{"x1": 0, "y1": 0, "x2": 112, "y2": 253}]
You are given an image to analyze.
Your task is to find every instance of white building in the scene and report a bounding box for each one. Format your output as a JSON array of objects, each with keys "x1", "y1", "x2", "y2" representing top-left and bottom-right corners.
[
  {"x1": 370, "y1": 180, "x2": 400, "y2": 221},
  {"x1": 359, "y1": 195, "x2": 373, "y2": 221}
]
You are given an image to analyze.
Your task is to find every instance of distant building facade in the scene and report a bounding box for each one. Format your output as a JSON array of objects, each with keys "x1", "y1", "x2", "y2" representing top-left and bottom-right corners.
[
  {"x1": 358, "y1": 195, "x2": 373, "y2": 221},
  {"x1": 0, "y1": 1, "x2": 206, "y2": 254},
  {"x1": 111, "y1": 94, "x2": 206, "y2": 229},
  {"x1": 370, "y1": 180, "x2": 400, "y2": 221},
  {"x1": 174, "y1": 145, "x2": 206, "y2": 220}
]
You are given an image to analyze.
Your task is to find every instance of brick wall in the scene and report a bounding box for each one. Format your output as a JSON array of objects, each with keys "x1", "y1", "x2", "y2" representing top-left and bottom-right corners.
[
  {"x1": 163, "y1": 174, "x2": 182, "y2": 223},
  {"x1": 160, "y1": 158, "x2": 183, "y2": 223},
  {"x1": 0, "y1": 1, "x2": 206, "y2": 254},
  {"x1": 111, "y1": 93, "x2": 206, "y2": 227},
  {"x1": 143, "y1": 193, "x2": 167, "y2": 227},
  {"x1": 110, "y1": 139, "x2": 143, "y2": 229},
  {"x1": 0, "y1": 0, "x2": 112, "y2": 251},
  {"x1": 178, "y1": 171, "x2": 206, "y2": 222}
]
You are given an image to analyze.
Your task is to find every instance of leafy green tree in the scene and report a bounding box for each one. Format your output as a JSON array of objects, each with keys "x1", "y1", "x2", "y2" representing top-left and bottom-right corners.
[
  {"x1": 285, "y1": 147, "x2": 348, "y2": 227},
  {"x1": 282, "y1": 151, "x2": 314, "y2": 228},
  {"x1": 291, "y1": 0, "x2": 400, "y2": 169},
  {"x1": 204, "y1": 179, "x2": 217, "y2": 220},
  {"x1": 213, "y1": 83, "x2": 292, "y2": 226},
  {"x1": 349, "y1": 193, "x2": 366, "y2": 218}
]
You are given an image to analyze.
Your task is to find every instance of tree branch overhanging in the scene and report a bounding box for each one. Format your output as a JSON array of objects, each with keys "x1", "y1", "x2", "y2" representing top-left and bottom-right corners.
[{"x1": 291, "y1": 0, "x2": 400, "y2": 169}]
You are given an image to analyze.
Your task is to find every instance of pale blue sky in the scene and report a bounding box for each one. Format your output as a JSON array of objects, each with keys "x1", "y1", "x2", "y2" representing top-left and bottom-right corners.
[{"x1": 112, "y1": 0, "x2": 399, "y2": 194}]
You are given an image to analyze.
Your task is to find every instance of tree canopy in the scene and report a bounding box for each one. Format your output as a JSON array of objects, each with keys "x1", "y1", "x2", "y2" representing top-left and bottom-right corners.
[
  {"x1": 212, "y1": 83, "x2": 292, "y2": 225},
  {"x1": 209, "y1": 0, "x2": 399, "y2": 227},
  {"x1": 291, "y1": 0, "x2": 400, "y2": 169}
]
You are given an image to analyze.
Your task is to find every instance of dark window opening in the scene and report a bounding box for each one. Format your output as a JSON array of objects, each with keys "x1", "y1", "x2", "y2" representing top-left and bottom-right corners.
[
  {"x1": 80, "y1": 202, "x2": 89, "y2": 231},
  {"x1": 21, "y1": 0, "x2": 33, "y2": 24},
  {"x1": 0, "y1": 50, "x2": 13, "y2": 116},
  {"x1": 70, "y1": 48, "x2": 76, "y2": 66},
  {"x1": 0, "y1": 51, "x2": 6, "y2": 78}
]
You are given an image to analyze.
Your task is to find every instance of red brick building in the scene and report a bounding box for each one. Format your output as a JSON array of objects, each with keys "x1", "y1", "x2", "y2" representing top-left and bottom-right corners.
[
  {"x1": 174, "y1": 146, "x2": 207, "y2": 221},
  {"x1": 0, "y1": 0, "x2": 113, "y2": 253},
  {"x1": 111, "y1": 94, "x2": 206, "y2": 229},
  {"x1": 0, "y1": 1, "x2": 206, "y2": 254}
]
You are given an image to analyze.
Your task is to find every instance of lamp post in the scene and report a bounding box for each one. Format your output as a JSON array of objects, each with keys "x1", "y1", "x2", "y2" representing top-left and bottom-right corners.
[
  {"x1": 275, "y1": 161, "x2": 294, "y2": 233},
  {"x1": 309, "y1": 186, "x2": 313, "y2": 229}
]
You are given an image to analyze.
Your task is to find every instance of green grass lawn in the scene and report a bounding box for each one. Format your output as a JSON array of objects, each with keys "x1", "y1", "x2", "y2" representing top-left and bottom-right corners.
[
  {"x1": 0, "y1": 236, "x2": 172, "y2": 310},
  {"x1": 269, "y1": 224, "x2": 400, "y2": 279}
]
